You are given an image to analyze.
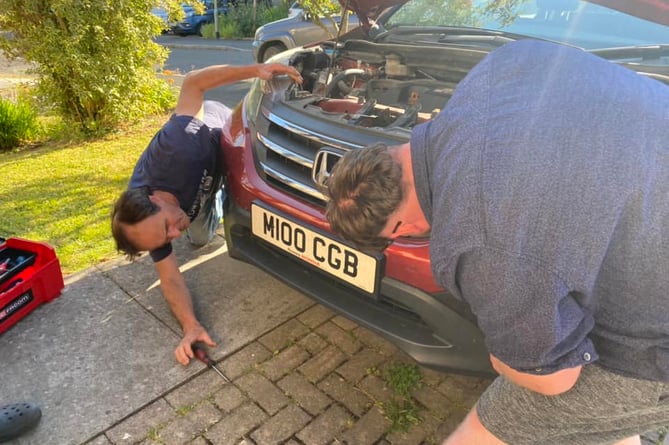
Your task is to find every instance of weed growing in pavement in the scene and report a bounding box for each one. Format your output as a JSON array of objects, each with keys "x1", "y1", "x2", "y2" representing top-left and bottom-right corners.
[
  {"x1": 383, "y1": 398, "x2": 422, "y2": 432},
  {"x1": 146, "y1": 427, "x2": 164, "y2": 443},
  {"x1": 176, "y1": 404, "x2": 194, "y2": 416},
  {"x1": 384, "y1": 362, "x2": 423, "y2": 397},
  {"x1": 380, "y1": 362, "x2": 424, "y2": 432}
]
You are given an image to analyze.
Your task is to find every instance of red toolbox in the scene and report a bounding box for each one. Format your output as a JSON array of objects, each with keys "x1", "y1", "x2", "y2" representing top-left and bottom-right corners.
[{"x1": 0, "y1": 237, "x2": 64, "y2": 334}]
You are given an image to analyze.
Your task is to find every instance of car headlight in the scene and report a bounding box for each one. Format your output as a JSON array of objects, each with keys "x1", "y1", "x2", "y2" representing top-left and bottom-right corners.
[{"x1": 244, "y1": 49, "x2": 302, "y2": 126}]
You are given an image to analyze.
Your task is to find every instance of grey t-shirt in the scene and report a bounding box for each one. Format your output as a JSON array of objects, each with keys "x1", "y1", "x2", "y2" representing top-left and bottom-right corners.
[
  {"x1": 410, "y1": 40, "x2": 668, "y2": 381},
  {"x1": 129, "y1": 101, "x2": 232, "y2": 262}
]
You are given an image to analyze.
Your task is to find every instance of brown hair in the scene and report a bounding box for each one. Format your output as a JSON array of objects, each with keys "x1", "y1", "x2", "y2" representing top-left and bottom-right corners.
[
  {"x1": 111, "y1": 187, "x2": 159, "y2": 260},
  {"x1": 325, "y1": 143, "x2": 403, "y2": 252}
]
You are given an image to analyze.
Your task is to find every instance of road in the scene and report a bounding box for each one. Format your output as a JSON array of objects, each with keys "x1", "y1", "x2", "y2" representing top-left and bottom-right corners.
[{"x1": 158, "y1": 34, "x2": 256, "y2": 105}]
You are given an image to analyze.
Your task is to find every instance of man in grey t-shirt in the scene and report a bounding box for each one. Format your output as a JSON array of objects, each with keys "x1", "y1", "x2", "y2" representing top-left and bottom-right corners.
[
  {"x1": 112, "y1": 63, "x2": 302, "y2": 366},
  {"x1": 326, "y1": 40, "x2": 668, "y2": 444}
]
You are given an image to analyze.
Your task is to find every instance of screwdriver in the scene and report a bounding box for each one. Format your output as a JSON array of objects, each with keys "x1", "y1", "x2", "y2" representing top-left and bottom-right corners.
[{"x1": 192, "y1": 344, "x2": 231, "y2": 383}]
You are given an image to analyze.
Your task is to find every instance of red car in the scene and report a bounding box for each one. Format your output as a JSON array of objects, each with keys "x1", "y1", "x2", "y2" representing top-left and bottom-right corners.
[{"x1": 221, "y1": 0, "x2": 669, "y2": 376}]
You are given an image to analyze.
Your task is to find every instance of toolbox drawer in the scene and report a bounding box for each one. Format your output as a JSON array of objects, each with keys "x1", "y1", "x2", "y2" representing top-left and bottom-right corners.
[{"x1": 0, "y1": 238, "x2": 64, "y2": 334}]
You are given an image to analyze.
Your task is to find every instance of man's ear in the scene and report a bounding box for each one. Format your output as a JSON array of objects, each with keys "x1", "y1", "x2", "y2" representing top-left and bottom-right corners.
[{"x1": 148, "y1": 193, "x2": 163, "y2": 206}]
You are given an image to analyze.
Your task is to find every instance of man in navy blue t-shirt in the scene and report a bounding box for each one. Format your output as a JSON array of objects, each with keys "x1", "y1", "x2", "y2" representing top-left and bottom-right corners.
[
  {"x1": 112, "y1": 63, "x2": 301, "y2": 366},
  {"x1": 325, "y1": 40, "x2": 668, "y2": 444}
]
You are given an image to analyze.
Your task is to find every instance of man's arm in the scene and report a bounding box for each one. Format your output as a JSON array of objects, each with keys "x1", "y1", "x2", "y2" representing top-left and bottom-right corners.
[
  {"x1": 489, "y1": 354, "x2": 582, "y2": 395},
  {"x1": 154, "y1": 252, "x2": 215, "y2": 365},
  {"x1": 175, "y1": 63, "x2": 302, "y2": 119}
]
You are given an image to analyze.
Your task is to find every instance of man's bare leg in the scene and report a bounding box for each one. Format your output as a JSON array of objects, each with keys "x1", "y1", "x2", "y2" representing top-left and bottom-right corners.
[
  {"x1": 441, "y1": 406, "x2": 506, "y2": 445},
  {"x1": 442, "y1": 406, "x2": 643, "y2": 445}
]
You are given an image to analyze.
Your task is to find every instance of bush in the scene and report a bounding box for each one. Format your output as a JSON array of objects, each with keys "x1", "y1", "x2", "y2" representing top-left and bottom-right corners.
[
  {"x1": 0, "y1": 0, "x2": 176, "y2": 132},
  {"x1": 0, "y1": 96, "x2": 41, "y2": 151},
  {"x1": 213, "y1": 2, "x2": 289, "y2": 38}
]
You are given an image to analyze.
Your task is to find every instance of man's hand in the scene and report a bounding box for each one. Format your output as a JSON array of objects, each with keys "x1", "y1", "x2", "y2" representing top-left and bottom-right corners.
[
  {"x1": 257, "y1": 63, "x2": 303, "y2": 84},
  {"x1": 175, "y1": 322, "x2": 217, "y2": 366}
]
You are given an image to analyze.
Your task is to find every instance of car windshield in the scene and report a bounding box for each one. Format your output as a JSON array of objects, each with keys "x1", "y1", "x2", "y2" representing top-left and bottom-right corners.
[{"x1": 384, "y1": 0, "x2": 669, "y2": 49}]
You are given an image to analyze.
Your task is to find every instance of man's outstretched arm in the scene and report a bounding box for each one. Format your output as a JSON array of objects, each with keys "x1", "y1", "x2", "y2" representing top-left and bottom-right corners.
[
  {"x1": 175, "y1": 63, "x2": 302, "y2": 119},
  {"x1": 154, "y1": 251, "x2": 216, "y2": 365}
]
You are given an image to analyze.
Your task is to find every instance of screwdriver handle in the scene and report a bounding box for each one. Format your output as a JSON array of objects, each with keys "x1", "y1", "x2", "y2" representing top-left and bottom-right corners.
[{"x1": 192, "y1": 344, "x2": 214, "y2": 366}]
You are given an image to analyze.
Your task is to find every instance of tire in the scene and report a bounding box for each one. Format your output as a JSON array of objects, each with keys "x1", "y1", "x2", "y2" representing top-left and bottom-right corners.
[{"x1": 260, "y1": 43, "x2": 288, "y2": 63}]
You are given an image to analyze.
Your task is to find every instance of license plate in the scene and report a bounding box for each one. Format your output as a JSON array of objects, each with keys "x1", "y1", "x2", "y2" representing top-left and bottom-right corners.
[{"x1": 251, "y1": 203, "x2": 380, "y2": 294}]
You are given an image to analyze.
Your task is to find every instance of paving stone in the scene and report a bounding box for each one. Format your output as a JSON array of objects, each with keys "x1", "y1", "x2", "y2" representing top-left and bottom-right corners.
[
  {"x1": 437, "y1": 375, "x2": 489, "y2": 409},
  {"x1": 106, "y1": 398, "x2": 176, "y2": 444},
  {"x1": 250, "y1": 404, "x2": 311, "y2": 444},
  {"x1": 219, "y1": 342, "x2": 273, "y2": 379},
  {"x1": 212, "y1": 384, "x2": 247, "y2": 413},
  {"x1": 85, "y1": 435, "x2": 112, "y2": 445},
  {"x1": 260, "y1": 344, "x2": 310, "y2": 381},
  {"x1": 352, "y1": 326, "x2": 399, "y2": 356},
  {"x1": 358, "y1": 374, "x2": 394, "y2": 404},
  {"x1": 297, "y1": 404, "x2": 351, "y2": 445},
  {"x1": 316, "y1": 322, "x2": 363, "y2": 356},
  {"x1": 204, "y1": 402, "x2": 267, "y2": 443},
  {"x1": 385, "y1": 408, "x2": 443, "y2": 445},
  {"x1": 236, "y1": 372, "x2": 289, "y2": 415},
  {"x1": 158, "y1": 401, "x2": 222, "y2": 445},
  {"x1": 278, "y1": 373, "x2": 332, "y2": 415},
  {"x1": 283, "y1": 440, "x2": 302, "y2": 445},
  {"x1": 419, "y1": 366, "x2": 448, "y2": 387},
  {"x1": 258, "y1": 318, "x2": 310, "y2": 353},
  {"x1": 412, "y1": 385, "x2": 452, "y2": 417},
  {"x1": 297, "y1": 304, "x2": 335, "y2": 328},
  {"x1": 433, "y1": 407, "x2": 469, "y2": 442},
  {"x1": 165, "y1": 371, "x2": 226, "y2": 409},
  {"x1": 642, "y1": 429, "x2": 669, "y2": 445},
  {"x1": 318, "y1": 374, "x2": 374, "y2": 417},
  {"x1": 299, "y1": 345, "x2": 348, "y2": 383},
  {"x1": 236, "y1": 439, "x2": 255, "y2": 445},
  {"x1": 336, "y1": 348, "x2": 387, "y2": 384},
  {"x1": 297, "y1": 332, "x2": 329, "y2": 355},
  {"x1": 339, "y1": 403, "x2": 392, "y2": 444},
  {"x1": 190, "y1": 438, "x2": 209, "y2": 445},
  {"x1": 331, "y1": 315, "x2": 359, "y2": 331}
]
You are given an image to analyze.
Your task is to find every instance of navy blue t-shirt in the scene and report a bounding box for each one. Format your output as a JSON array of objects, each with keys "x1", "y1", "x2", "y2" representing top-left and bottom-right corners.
[
  {"x1": 129, "y1": 101, "x2": 232, "y2": 262},
  {"x1": 410, "y1": 40, "x2": 669, "y2": 381}
]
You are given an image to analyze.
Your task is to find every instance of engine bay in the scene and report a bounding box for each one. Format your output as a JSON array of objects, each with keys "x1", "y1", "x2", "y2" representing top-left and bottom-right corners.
[{"x1": 282, "y1": 39, "x2": 486, "y2": 130}]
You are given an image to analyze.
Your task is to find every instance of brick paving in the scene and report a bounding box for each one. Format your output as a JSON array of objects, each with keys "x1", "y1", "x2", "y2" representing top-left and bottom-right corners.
[
  {"x1": 87, "y1": 301, "x2": 669, "y2": 445},
  {"x1": 88, "y1": 304, "x2": 495, "y2": 444}
]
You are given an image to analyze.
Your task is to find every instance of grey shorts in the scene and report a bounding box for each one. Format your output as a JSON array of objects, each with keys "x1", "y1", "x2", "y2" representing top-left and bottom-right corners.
[{"x1": 477, "y1": 364, "x2": 669, "y2": 445}]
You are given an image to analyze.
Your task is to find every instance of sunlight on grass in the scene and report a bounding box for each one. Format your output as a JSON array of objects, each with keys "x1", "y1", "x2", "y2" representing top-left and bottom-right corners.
[{"x1": 0, "y1": 114, "x2": 169, "y2": 274}]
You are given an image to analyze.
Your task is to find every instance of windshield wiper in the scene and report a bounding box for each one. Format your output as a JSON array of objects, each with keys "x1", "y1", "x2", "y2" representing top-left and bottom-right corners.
[
  {"x1": 376, "y1": 25, "x2": 530, "y2": 47},
  {"x1": 589, "y1": 45, "x2": 669, "y2": 61}
]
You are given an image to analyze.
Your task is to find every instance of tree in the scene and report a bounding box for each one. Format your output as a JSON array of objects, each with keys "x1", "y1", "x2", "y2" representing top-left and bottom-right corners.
[
  {"x1": 295, "y1": 0, "x2": 350, "y2": 38},
  {"x1": 0, "y1": 0, "x2": 176, "y2": 132}
]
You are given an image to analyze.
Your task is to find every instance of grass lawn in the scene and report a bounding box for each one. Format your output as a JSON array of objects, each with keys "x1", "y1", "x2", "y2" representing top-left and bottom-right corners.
[{"x1": 0, "y1": 113, "x2": 170, "y2": 275}]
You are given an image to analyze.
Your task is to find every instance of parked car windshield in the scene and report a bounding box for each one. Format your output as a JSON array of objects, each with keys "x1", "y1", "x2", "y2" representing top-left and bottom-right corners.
[{"x1": 383, "y1": 0, "x2": 669, "y2": 49}]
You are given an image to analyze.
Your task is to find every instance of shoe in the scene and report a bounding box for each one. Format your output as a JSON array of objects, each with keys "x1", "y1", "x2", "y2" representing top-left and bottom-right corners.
[{"x1": 0, "y1": 402, "x2": 42, "y2": 442}]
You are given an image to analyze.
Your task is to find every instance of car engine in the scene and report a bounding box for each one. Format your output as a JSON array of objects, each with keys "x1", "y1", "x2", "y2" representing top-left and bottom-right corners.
[{"x1": 282, "y1": 39, "x2": 487, "y2": 131}]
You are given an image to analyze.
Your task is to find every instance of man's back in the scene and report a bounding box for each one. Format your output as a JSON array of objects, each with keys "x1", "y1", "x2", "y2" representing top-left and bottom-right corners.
[{"x1": 412, "y1": 40, "x2": 668, "y2": 380}]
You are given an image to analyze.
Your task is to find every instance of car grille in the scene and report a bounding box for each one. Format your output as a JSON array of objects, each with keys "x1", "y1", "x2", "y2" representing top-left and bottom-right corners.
[
  {"x1": 254, "y1": 102, "x2": 408, "y2": 207},
  {"x1": 257, "y1": 117, "x2": 329, "y2": 205}
]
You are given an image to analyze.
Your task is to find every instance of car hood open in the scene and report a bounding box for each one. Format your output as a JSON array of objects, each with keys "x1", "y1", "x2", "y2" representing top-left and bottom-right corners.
[{"x1": 342, "y1": 0, "x2": 669, "y2": 30}]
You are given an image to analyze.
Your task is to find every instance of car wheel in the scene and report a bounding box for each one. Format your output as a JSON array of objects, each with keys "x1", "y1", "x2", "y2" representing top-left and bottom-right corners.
[
  {"x1": 195, "y1": 23, "x2": 204, "y2": 36},
  {"x1": 261, "y1": 43, "x2": 288, "y2": 63}
]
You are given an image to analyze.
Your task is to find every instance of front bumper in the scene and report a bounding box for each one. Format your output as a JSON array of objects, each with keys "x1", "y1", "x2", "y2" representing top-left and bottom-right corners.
[{"x1": 223, "y1": 195, "x2": 493, "y2": 376}]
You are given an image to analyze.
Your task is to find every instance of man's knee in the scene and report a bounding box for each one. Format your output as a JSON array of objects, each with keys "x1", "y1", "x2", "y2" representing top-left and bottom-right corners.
[{"x1": 442, "y1": 406, "x2": 506, "y2": 445}]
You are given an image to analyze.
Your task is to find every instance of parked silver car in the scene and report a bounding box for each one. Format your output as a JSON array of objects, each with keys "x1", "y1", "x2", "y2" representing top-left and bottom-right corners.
[{"x1": 252, "y1": 8, "x2": 359, "y2": 62}]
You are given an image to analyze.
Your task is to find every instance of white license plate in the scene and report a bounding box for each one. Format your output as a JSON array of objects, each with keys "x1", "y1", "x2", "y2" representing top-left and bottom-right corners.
[{"x1": 251, "y1": 203, "x2": 380, "y2": 294}]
